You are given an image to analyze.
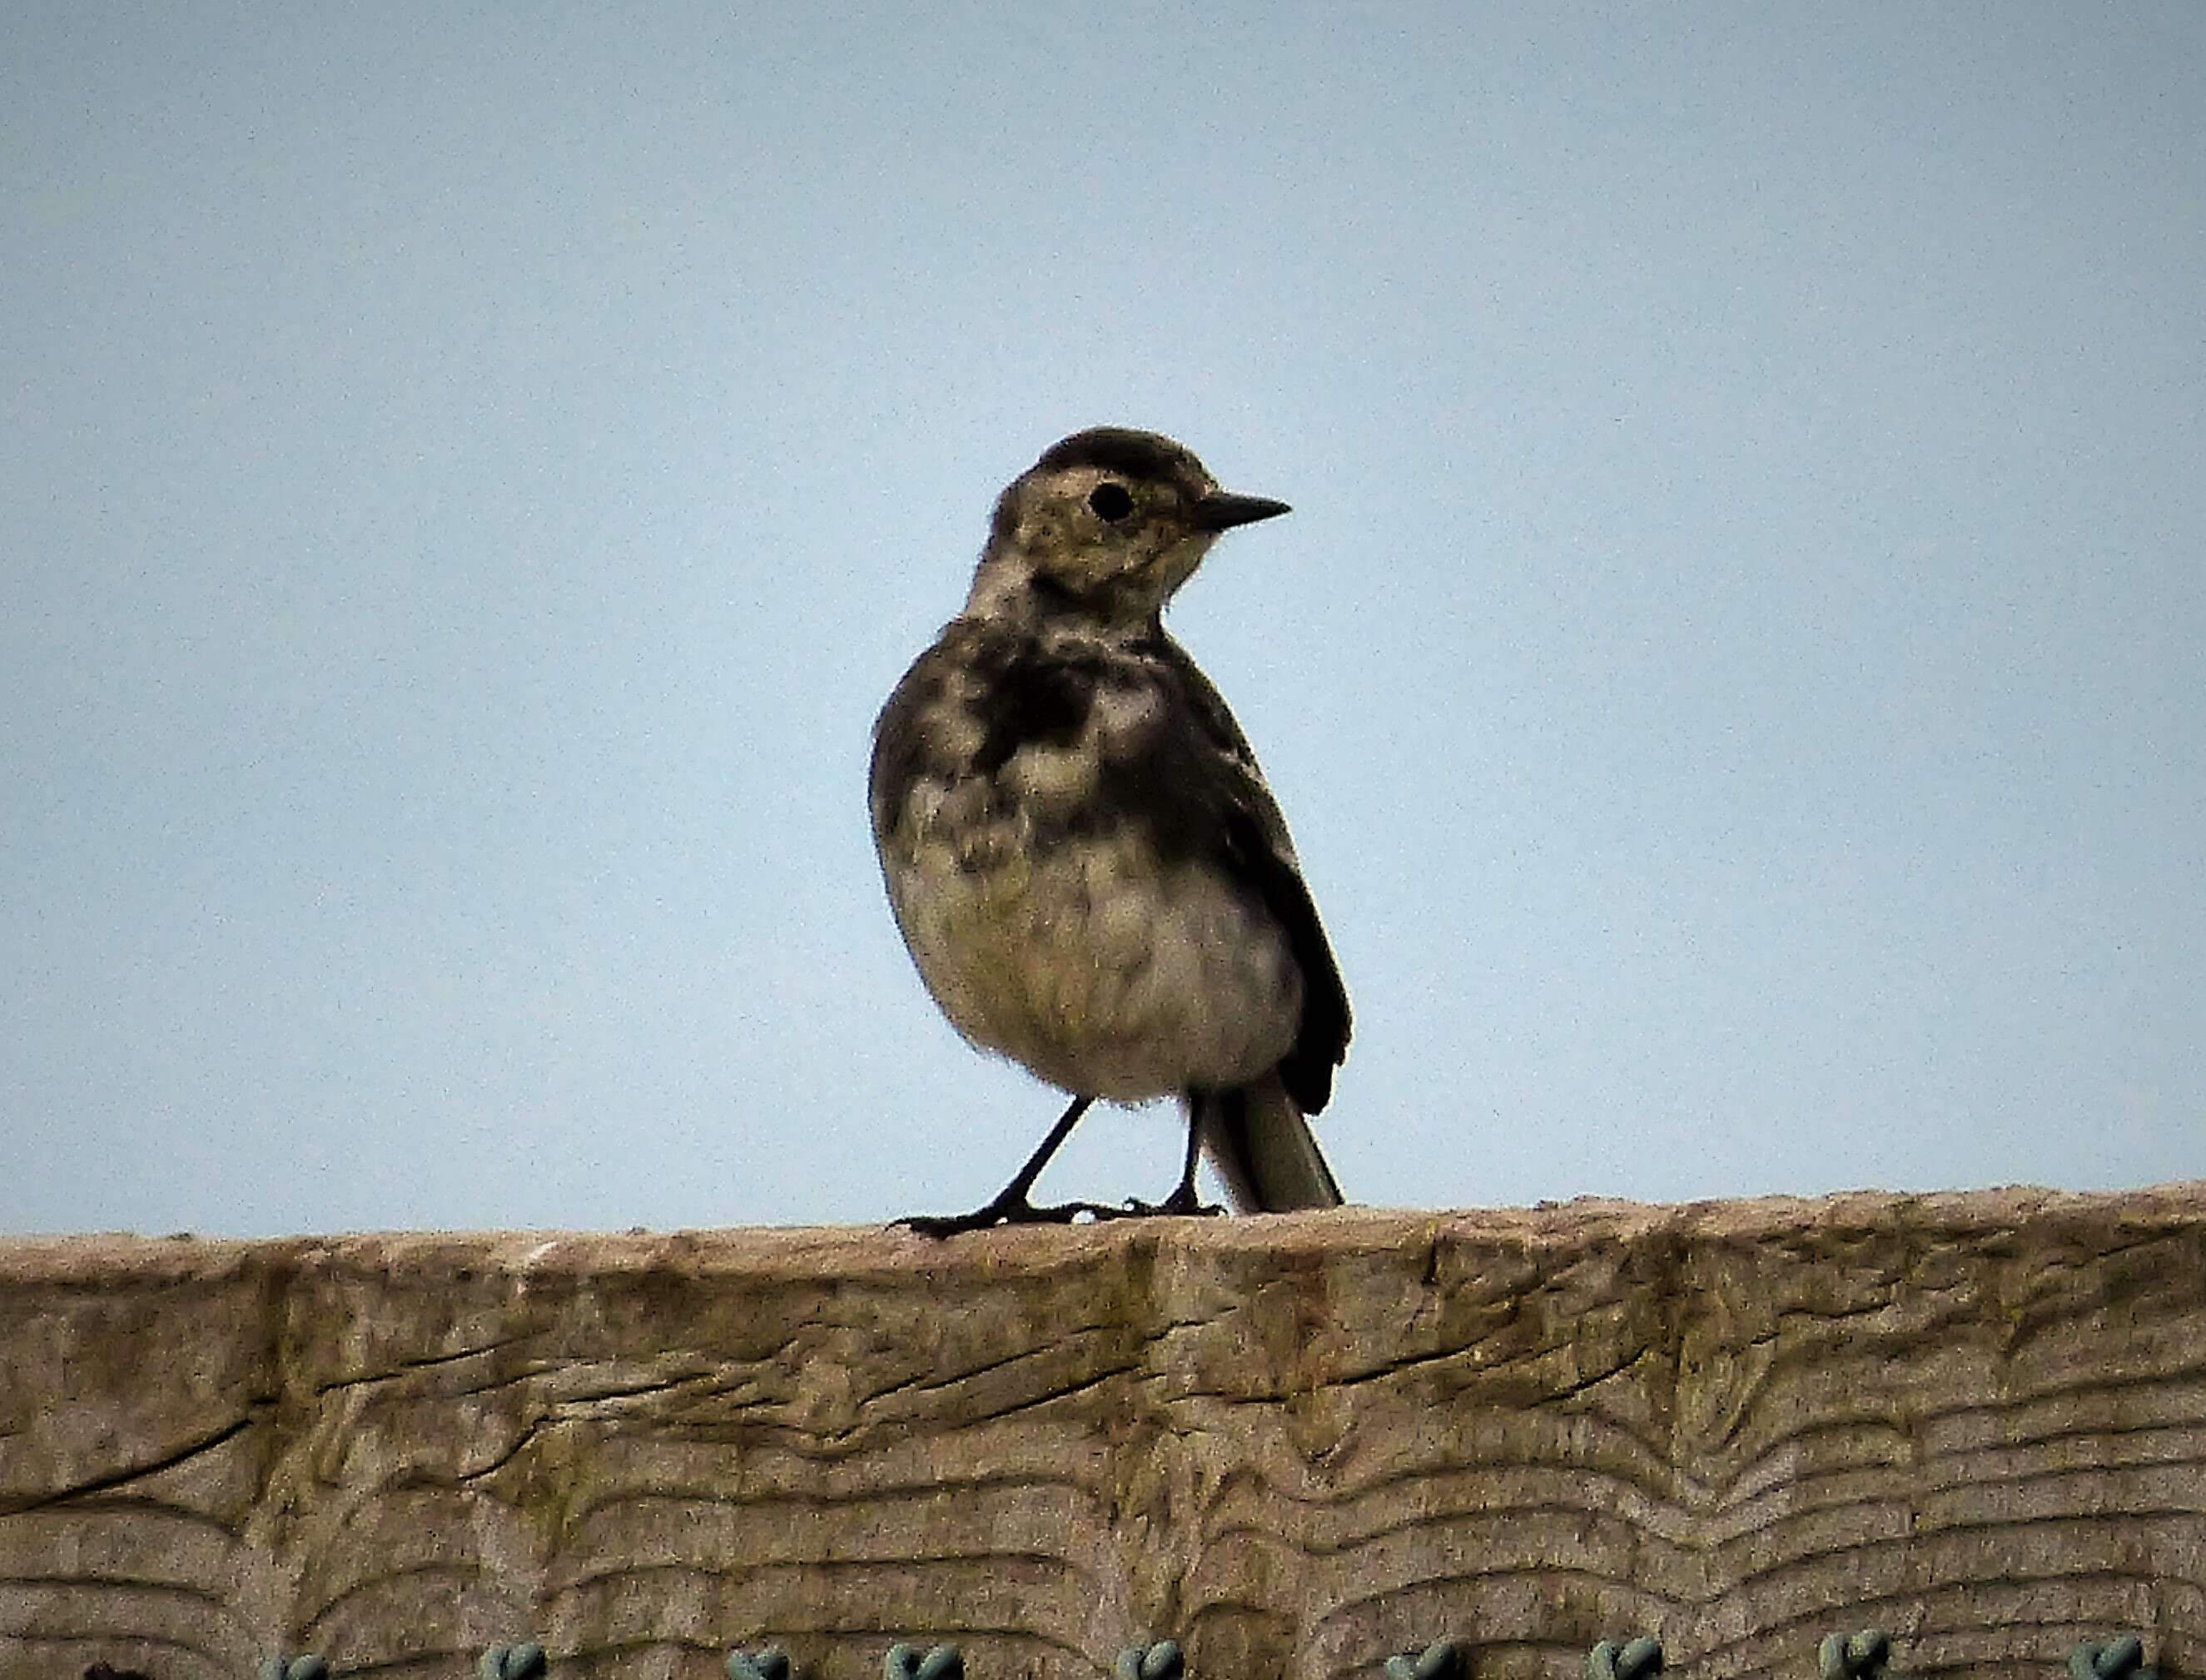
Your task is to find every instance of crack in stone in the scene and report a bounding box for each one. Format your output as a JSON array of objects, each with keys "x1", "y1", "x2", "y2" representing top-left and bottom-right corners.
[
  {"x1": 2, "y1": 1413, "x2": 260, "y2": 1516},
  {"x1": 310, "y1": 1333, "x2": 536, "y2": 1396}
]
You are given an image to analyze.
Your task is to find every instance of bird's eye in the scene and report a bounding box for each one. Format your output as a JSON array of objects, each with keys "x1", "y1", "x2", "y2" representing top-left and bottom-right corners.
[{"x1": 1087, "y1": 482, "x2": 1135, "y2": 521}]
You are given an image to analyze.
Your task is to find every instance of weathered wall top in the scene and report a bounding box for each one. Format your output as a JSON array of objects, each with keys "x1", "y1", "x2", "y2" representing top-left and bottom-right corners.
[{"x1": 5, "y1": 1185, "x2": 2205, "y2": 1680}]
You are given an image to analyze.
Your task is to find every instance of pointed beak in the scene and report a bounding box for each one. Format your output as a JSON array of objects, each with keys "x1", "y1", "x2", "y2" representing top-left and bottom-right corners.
[{"x1": 1190, "y1": 491, "x2": 1292, "y2": 532}]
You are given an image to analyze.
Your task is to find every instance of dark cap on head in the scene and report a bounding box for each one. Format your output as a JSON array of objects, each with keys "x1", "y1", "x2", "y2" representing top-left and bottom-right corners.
[
  {"x1": 1032, "y1": 427, "x2": 1203, "y2": 485},
  {"x1": 1026, "y1": 427, "x2": 1289, "y2": 530}
]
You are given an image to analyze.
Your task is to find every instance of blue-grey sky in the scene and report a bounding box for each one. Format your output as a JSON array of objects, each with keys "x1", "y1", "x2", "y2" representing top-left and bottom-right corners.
[{"x1": 4, "y1": 6, "x2": 2201, "y2": 1236}]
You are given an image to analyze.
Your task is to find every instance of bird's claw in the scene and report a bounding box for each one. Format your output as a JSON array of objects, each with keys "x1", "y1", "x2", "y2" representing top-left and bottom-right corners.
[
  {"x1": 1121, "y1": 1190, "x2": 1224, "y2": 1219},
  {"x1": 898, "y1": 1196, "x2": 1130, "y2": 1238}
]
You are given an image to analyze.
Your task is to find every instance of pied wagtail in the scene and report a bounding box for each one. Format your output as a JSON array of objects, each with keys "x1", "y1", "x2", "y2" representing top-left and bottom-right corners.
[{"x1": 870, "y1": 427, "x2": 1349, "y2": 1232}]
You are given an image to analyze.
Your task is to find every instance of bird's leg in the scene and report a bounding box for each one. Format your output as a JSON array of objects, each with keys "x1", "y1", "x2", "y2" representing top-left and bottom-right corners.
[
  {"x1": 1122, "y1": 1103, "x2": 1224, "y2": 1218},
  {"x1": 901, "y1": 1095, "x2": 1126, "y2": 1236}
]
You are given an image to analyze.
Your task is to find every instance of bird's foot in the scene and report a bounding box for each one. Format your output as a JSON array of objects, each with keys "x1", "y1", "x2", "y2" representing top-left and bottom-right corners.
[
  {"x1": 898, "y1": 1195, "x2": 1133, "y2": 1239},
  {"x1": 1121, "y1": 1185, "x2": 1225, "y2": 1219}
]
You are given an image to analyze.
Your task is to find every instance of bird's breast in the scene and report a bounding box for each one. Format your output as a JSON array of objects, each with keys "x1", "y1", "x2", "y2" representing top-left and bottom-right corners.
[{"x1": 871, "y1": 634, "x2": 1300, "y2": 1097}]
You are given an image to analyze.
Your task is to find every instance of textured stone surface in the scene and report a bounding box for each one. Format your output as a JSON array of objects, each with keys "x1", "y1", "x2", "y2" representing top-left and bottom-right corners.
[{"x1": 4, "y1": 1187, "x2": 2205, "y2": 1680}]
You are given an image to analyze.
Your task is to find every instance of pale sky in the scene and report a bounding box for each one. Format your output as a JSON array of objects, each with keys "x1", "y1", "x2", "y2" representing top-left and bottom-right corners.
[{"x1": 4, "y1": 5, "x2": 2201, "y2": 1235}]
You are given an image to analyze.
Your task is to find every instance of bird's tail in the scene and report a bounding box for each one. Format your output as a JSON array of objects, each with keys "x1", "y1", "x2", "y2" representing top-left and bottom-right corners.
[{"x1": 1190, "y1": 1072, "x2": 1344, "y2": 1213}]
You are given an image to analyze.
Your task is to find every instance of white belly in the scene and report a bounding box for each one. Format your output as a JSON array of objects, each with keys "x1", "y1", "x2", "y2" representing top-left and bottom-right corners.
[{"x1": 886, "y1": 824, "x2": 1301, "y2": 1101}]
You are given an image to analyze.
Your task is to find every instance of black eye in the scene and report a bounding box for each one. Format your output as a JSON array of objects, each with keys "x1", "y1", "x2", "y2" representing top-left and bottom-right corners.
[{"x1": 1087, "y1": 481, "x2": 1135, "y2": 521}]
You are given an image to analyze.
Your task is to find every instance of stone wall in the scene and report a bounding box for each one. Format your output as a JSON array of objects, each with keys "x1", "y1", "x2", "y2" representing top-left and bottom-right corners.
[{"x1": 4, "y1": 1187, "x2": 2205, "y2": 1680}]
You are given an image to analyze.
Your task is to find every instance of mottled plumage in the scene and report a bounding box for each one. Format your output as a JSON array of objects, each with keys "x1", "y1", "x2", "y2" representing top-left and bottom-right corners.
[{"x1": 871, "y1": 427, "x2": 1349, "y2": 1230}]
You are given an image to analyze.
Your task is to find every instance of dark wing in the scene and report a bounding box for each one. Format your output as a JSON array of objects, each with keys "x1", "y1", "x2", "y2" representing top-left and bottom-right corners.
[
  {"x1": 1121, "y1": 635, "x2": 1352, "y2": 1113},
  {"x1": 1221, "y1": 800, "x2": 1352, "y2": 1113}
]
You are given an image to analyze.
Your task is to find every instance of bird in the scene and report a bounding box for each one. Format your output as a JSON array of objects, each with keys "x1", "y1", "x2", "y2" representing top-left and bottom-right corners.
[{"x1": 869, "y1": 426, "x2": 1350, "y2": 1234}]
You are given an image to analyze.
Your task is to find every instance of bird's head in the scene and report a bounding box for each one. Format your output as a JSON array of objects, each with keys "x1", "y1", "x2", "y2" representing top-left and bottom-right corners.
[{"x1": 966, "y1": 427, "x2": 1289, "y2": 629}]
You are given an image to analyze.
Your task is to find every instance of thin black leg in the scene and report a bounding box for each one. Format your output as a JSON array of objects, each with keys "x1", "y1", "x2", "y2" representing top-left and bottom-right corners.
[
  {"x1": 902, "y1": 1095, "x2": 1127, "y2": 1236},
  {"x1": 1123, "y1": 1096, "x2": 1223, "y2": 1218}
]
